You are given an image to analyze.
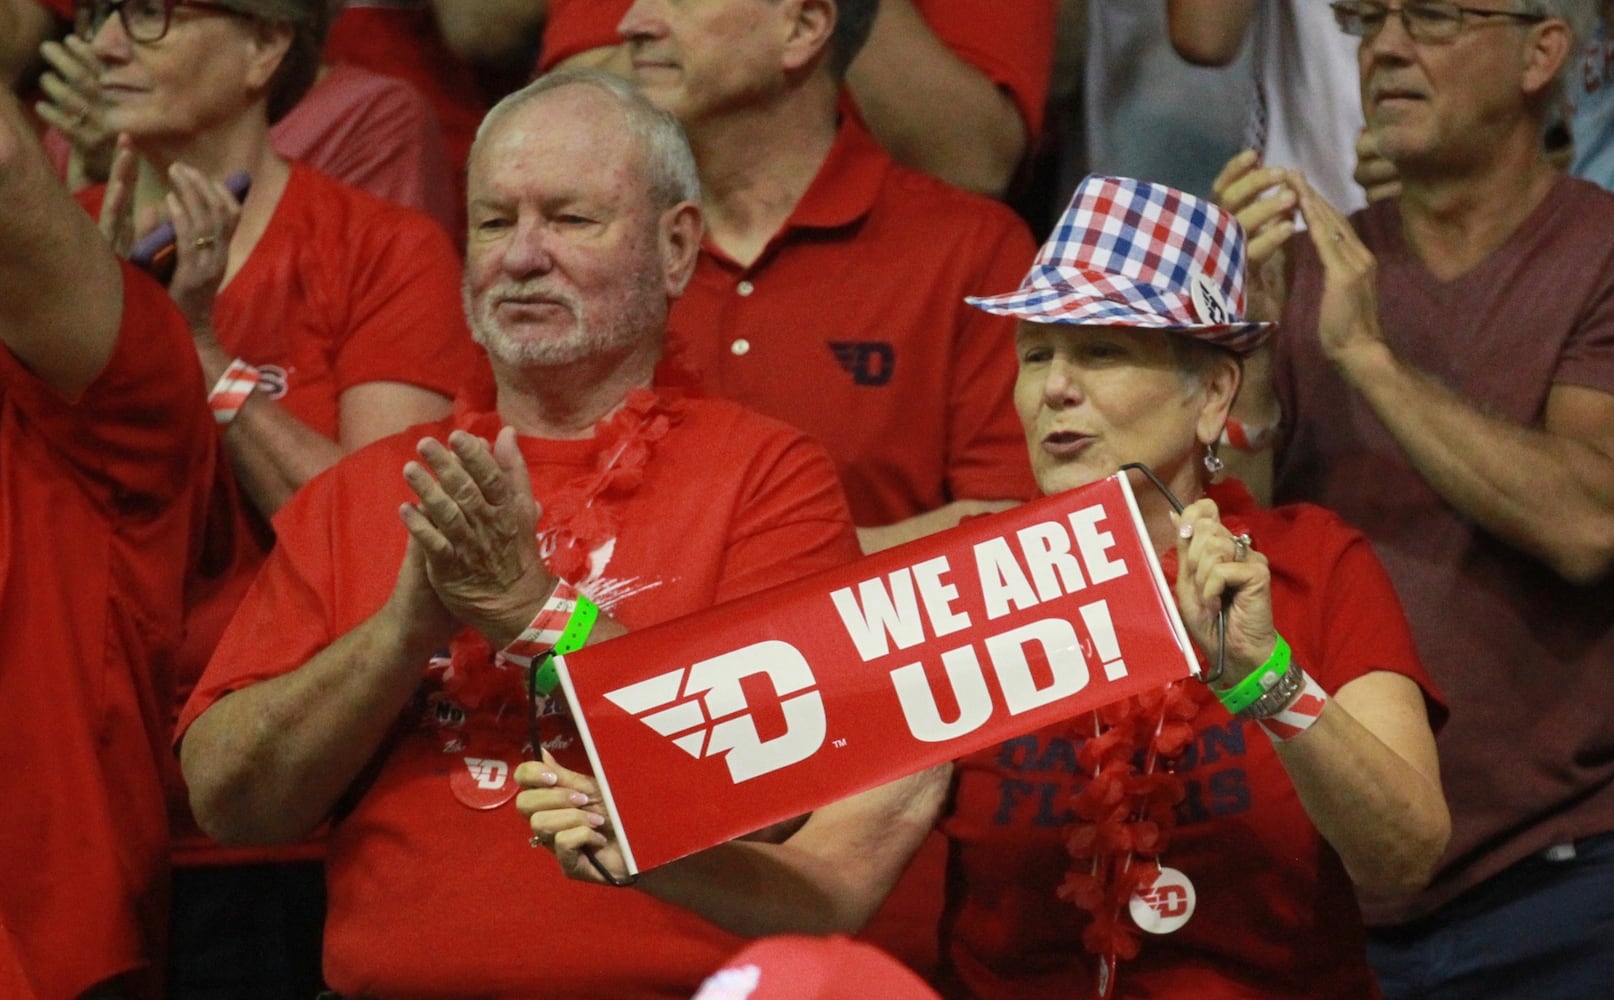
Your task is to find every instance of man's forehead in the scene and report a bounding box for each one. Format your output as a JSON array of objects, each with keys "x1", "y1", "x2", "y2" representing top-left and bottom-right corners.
[{"x1": 477, "y1": 94, "x2": 643, "y2": 179}]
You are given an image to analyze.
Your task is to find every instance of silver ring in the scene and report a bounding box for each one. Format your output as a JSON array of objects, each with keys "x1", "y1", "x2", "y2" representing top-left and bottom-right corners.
[
  {"x1": 192, "y1": 234, "x2": 218, "y2": 250},
  {"x1": 529, "y1": 834, "x2": 546, "y2": 849},
  {"x1": 1232, "y1": 533, "x2": 1252, "y2": 562}
]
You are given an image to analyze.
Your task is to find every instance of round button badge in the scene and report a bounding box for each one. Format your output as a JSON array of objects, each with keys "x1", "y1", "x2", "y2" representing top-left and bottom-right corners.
[
  {"x1": 449, "y1": 747, "x2": 519, "y2": 810},
  {"x1": 1128, "y1": 866, "x2": 1197, "y2": 935}
]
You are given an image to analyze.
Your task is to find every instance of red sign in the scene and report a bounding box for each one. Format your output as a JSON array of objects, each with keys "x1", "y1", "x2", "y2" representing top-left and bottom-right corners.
[{"x1": 555, "y1": 473, "x2": 1198, "y2": 873}]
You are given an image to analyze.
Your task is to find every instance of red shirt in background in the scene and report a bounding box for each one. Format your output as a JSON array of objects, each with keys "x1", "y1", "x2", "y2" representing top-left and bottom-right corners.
[
  {"x1": 271, "y1": 62, "x2": 460, "y2": 239},
  {"x1": 0, "y1": 264, "x2": 219, "y2": 998},
  {"x1": 666, "y1": 118, "x2": 1038, "y2": 527}
]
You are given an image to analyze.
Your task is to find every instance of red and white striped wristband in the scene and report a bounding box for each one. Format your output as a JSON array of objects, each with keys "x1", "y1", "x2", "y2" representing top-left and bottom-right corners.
[
  {"x1": 499, "y1": 581, "x2": 580, "y2": 669},
  {"x1": 1255, "y1": 671, "x2": 1329, "y2": 742},
  {"x1": 208, "y1": 358, "x2": 262, "y2": 426}
]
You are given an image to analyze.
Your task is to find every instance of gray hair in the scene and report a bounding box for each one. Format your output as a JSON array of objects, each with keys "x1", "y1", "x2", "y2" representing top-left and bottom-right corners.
[
  {"x1": 211, "y1": 0, "x2": 329, "y2": 124},
  {"x1": 826, "y1": 0, "x2": 880, "y2": 79},
  {"x1": 472, "y1": 68, "x2": 701, "y2": 211},
  {"x1": 1514, "y1": 0, "x2": 1600, "y2": 97}
]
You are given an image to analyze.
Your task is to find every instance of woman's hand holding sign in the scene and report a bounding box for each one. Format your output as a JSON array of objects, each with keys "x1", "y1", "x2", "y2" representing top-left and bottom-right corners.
[{"x1": 515, "y1": 753, "x2": 630, "y2": 886}]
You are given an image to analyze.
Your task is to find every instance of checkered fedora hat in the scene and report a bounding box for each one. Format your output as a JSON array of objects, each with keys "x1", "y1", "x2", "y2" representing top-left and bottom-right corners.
[{"x1": 968, "y1": 175, "x2": 1272, "y2": 354}]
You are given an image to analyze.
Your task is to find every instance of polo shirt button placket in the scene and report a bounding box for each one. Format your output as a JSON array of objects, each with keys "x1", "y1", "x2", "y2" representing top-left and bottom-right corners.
[{"x1": 731, "y1": 278, "x2": 755, "y2": 356}]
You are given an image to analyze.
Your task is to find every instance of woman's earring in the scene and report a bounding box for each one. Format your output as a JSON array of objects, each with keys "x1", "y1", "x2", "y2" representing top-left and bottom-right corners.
[{"x1": 1203, "y1": 445, "x2": 1225, "y2": 476}]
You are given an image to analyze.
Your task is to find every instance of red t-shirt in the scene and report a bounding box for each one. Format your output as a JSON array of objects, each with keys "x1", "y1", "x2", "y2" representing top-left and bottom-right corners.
[
  {"x1": 0, "y1": 264, "x2": 218, "y2": 998},
  {"x1": 271, "y1": 62, "x2": 460, "y2": 238},
  {"x1": 666, "y1": 119, "x2": 1038, "y2": 526},
  {"x1": 938, "y1": 480, "x2": 1445, "y2": 999},
  {"x1": 177, "y1": 391, "x2": 864, "y2": 998},
  {"x1": 1275, "y1": 176, "x2": 1614, "y2": 924},
  {"x1": 79, "y1": 164, "x2": 483, "y2": 863},
  {"x1": 538, "y1": 0, "x2": 1054, "y2": 136}
]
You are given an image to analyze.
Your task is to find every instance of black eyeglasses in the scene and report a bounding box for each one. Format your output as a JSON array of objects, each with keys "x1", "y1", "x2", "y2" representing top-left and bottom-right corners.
[
  {"x1": 76, "y1": 0, "x2": 247, "y2": 43},
  {"x1": 1330, "y1": 1, "x2": 1547, "y2": 44}
]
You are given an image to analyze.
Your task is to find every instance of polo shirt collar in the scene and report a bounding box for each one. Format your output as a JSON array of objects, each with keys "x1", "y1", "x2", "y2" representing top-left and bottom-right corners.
[{"x1": 784, "y1": 115, "x2": 890, "y2": 232}]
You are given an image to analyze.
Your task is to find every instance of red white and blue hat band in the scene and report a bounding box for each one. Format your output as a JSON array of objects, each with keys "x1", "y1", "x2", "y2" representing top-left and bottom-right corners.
[{"x1": 968, "y1": 175, "x2": 1273, "y2": 356}]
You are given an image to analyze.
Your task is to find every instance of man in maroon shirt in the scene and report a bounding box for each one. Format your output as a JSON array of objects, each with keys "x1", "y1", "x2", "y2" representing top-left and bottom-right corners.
[{"x1": 1217, "y1": 2, "x2": 1614, "y2": 996}]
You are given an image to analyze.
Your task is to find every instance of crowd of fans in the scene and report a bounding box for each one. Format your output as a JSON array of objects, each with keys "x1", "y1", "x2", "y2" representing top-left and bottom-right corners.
[{"x1": 3, "y1": 1, "x2": 1612, "y2": 998}]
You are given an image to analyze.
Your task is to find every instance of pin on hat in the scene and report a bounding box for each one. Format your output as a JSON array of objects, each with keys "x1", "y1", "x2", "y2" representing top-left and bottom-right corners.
[{"x1": 968, "y1": 175, "x2": 1273, "y2": 355}]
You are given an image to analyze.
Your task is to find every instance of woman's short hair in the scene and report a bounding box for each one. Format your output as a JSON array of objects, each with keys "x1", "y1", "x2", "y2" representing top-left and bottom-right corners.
[{"x1": 215, "y1": 0, "x2": 330, "y2": 124}]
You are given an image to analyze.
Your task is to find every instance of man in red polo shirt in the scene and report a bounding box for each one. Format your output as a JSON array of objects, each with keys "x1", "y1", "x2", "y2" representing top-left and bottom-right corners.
[
  {"x1": 596, "y1": 0, "x2": 1040, "y2": 558},
  {"x1": 0, "y1": 88, "x2": 219, "y2": 999},
  {"x1": 603, "y1": 0, "x2": 1037, "y2": 974}
]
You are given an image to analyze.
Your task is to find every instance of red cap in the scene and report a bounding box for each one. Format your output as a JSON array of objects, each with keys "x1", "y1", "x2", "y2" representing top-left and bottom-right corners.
[{"x1": 692, "y1": 935, "x2": 939, "y2": 1000}]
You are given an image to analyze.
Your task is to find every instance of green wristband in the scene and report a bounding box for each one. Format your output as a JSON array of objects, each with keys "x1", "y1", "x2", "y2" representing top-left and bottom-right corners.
[
  {"x1": 1216, "y1": 634, "x2": 1292, "y2": 716},
  {"x1": 530, "y1": 594, "x2": 599, "y2": 696}
]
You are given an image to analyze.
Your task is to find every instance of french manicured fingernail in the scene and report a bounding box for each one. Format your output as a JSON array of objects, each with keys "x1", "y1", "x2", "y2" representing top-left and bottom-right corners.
[
  {"x1": 568, "y1": 792, "x2": 588, "y2": 806},
  {"x1": 537, "y1": 770, "x2": 557, "y2": 786},
  {"x1": 1179, "y1": 522, "x2": 1194, "y2": 539},
  {"x1": 587, "y1": 812, "x2": 606, "y2": 827}
]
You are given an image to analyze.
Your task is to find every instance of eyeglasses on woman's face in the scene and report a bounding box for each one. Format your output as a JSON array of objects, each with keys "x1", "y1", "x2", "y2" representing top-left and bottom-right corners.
[{"x1": 76, "y1": 0, "x2": 247, "y2": 44}]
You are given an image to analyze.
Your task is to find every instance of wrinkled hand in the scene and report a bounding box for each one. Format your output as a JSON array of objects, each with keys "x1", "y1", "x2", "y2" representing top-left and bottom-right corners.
[
  {"x1": 382, "y1": 534, "x2": 457, "y2": 646},
  {"x1": 1172, "y1": 498, "x2": 1276, "y2": 688},
  {"x1": 1212, "y1": 150, "x2": 1299, "y2": 323},
  {"x1": 1353, "y1": 128, "x2": 1401, "y2": 204},
  {"x1": 34, "y1": 34, "x2": 114, "y2": 186},
  {"x1": 400, "y1": 426, "x2": 555, "y2": 647},
  {"x1": 514, "y1": 751, "x2": 630, "y2": 886},
  {"x1": 1293, "y1": 178, "x2": 1387, "y2": 368},
  {"x1": 164, "y1": 161, "x2": 242, "y2": 334}
]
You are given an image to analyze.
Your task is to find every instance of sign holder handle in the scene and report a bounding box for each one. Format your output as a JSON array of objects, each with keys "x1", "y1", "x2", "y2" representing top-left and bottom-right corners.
[{"x1": 1117, "y1": 462, "x2": 1228, "y2": 684}]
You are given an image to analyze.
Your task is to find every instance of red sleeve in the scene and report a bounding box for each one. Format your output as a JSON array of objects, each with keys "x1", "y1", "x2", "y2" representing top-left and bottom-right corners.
[
  {"x1": 332, "y1": 203, "x2": 485, "y2": 398},
  {"x1": 0, "y1": 260, "x2": 214, "y2": 503},
  {"x1": 538, "y1": 0, "x2": 631, "y2": 72},
  {"x1": 716, "y1": 422, "x2": 864, "y2": 605},
  {"x1": 913, "y1": 0, "x2": 1055, "y2": 136},
  {"x1": 271, "y1": 66, "x2": 459, "y2": 238},
  {"x1": 945, "y1": 204, "x2": 1040, "y2": 503}
]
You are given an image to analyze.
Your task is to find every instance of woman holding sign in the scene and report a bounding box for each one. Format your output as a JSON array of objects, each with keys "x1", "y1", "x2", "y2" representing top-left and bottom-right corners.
[
  {"x1": 519, "y1": 176, "x2": 1449, "y2": 1000},
  {"x1": 935, "y1": 175, "x2": 1448, "y2": 999}
]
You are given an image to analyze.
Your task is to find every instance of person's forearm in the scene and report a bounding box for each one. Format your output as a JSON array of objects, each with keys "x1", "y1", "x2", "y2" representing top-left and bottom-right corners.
[
  {"x1": 194, "y1": 336, "x2": 457, "y2": 517},
  {"x1": 1273, "y1": 675, "x2": 1449, "y2": 896},
  {"x1": 182, "y1": 601, "x2": 448, "y2": 846},
  {"x1": 636, "y1": 766, "x2": 949, "y2": 937},
  {"x1": 431, "y1": 0, "x2": 547, "y2": 64},
  {"x1": 1339, "y1": 341, "x2": 1614, "y2": 583},
  {"x1": 845, "y1": 0, "x2": 1024, "y2": 197},
  {"x1": 1165, "y1": 0, "x2": 1257, "y2": 66},
  {"x1": 857, "y1": 498, "x2": 1020, "y2": 553},
  {"x1": 0, "y1": 88, "x2": 123, "y2": 394},
  {"x1": 0, "y1": 0, "x2": 52, "y2": 88}
]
